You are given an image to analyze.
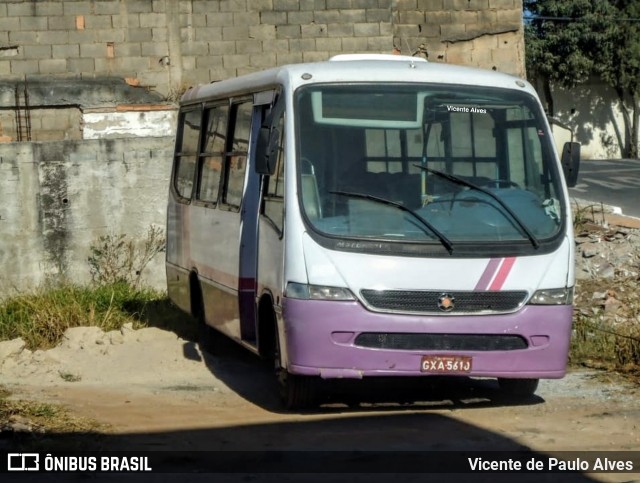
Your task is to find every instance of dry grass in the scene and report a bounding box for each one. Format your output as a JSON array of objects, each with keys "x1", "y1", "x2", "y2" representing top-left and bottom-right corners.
[
  {"x1": 0, "y1": 385, "x2": 105, "y2": 435},
  {"x1": 571, "y1": 277, "x2": 640, "y2": 382}
]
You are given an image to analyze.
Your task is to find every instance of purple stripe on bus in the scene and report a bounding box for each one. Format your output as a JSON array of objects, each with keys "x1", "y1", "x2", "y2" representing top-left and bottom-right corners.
[
  {"x1": 474, "y1": 257, "x2": 502, "y2": 291},
  {"x1": 282, "y1": 298, "x2": 572, "y2": 379}
]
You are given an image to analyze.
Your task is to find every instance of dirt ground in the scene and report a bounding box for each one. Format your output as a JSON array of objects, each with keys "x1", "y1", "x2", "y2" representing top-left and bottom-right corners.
[{"x1": 1, "y1": 323, "x2": 639, "y2": 482}]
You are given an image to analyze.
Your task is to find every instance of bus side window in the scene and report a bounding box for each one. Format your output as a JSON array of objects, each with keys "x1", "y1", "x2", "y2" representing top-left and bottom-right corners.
[
  {"x1": 173, "y1": 108, "x2": 202, "y2": 201},
  {"x1": 198, "y1": 103, "x2": 229, "y2": 204},
  {"x1": 222, "y1": 100, "x2": 253, "y2": 210},
  {"x1": 263, "y1": 113, "x2": 285, "y2": 232}
]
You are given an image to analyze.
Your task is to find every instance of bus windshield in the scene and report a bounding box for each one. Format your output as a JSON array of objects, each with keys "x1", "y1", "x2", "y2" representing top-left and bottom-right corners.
[{"x1": 295, "y1": 83, "x2": 565, "y2": 251}]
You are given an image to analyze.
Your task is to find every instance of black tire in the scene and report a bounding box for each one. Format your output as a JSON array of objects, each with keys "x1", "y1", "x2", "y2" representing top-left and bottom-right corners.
[
  {"x1": 498, "y1": 378, "x2": 539, "y2": 398},
  {"x1": 259, "y1": 298, "x2": 319, "y2": 410},
  {"x1": 278, "y1": 370, "x2": 317, "y2": 410},
  {"x1": 272, "y1": 323, "x2": 317, "y2": 410}
]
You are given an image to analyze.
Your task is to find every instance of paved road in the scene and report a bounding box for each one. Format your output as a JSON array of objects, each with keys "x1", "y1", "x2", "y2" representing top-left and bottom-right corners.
[{"x1": 569, "y1": 158, "x2": 640, "y2": 218}]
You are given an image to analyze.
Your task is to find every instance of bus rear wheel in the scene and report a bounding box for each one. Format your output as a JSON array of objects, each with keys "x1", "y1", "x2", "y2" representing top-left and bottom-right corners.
[
  {"x1": 198, "y1": 318, "x2": 221, "y2": 355},
  {"x1": 497, "y1": 378, "x2": 539, "y2": 398},
  {"x1": 191, "y1": 275, "x2": 220, "y2": 355}
]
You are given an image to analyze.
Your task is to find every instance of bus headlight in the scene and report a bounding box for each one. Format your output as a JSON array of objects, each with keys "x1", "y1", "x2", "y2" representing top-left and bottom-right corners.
[
  {"x1": 286, "y1": 283, "x2": 355, "y2": 301},
  {"x1": 529, "y1": 287, "x2": 574, "y2": 305}
]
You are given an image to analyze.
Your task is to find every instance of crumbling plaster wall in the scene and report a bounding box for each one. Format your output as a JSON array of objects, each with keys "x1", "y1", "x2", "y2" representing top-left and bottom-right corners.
[
  {"x1": 394, "y1": 0, "x2": 524, "y2": 76},
  {"x1": 0, "y1": 138, "x2": 173, "y2": 293}
]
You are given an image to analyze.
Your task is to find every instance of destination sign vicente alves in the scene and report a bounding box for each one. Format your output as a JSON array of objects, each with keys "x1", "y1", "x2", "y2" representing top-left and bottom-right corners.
[{"x1": 446, "y1": 105, "x2": 488, "y2": 114}]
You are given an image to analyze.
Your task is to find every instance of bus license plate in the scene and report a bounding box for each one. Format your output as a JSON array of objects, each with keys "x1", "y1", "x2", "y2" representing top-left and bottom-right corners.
[{"x1": 421, "y1": 355, "x2": 472, "y2": 373}]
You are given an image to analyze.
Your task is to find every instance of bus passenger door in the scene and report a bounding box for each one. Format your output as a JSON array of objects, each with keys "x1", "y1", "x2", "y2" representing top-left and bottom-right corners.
[
  {"x1": 255, "y1": 97, "x2": 286, "y2": 355},
  {"x1": 238, "y1": 91, "x2": 279, "y2": 344}
]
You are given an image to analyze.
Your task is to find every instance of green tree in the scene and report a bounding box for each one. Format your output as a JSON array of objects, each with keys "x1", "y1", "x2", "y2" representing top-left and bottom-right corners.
[{"x1": 525, "y1": 0, "x2": 640, "y2": 158}]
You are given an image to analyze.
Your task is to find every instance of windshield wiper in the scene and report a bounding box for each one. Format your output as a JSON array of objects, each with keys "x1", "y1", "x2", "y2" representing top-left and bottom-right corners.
[
  {"x1": 329, "y1": 190, "x2": 454, "y2": 254},
  {"x1": 414, "y1": 166, "x2": 540, "y2": 249}
]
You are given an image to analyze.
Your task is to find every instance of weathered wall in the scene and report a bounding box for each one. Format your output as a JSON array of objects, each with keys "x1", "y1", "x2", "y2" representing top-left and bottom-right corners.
[
  {"x1": 0, "y1": 0, "x2": 525, "y2": 142},
  {"x1": 1, "y1": 106, "x2": 82, "y2": 141},
  {"x1": 0, "y1": 76, "x2": 173, "y2": 141},
  {"x1": 0, "y1": 0, "x2": 525, "y2": 294},
  {"x1": 83, "y1": 108, "x2": 176, "y2": 139},
  {"x1": 534, "y1": 77, "x2": 630, "y2": 160},
  {"x1": 0, "y1": 0, "x2": 525, "y2": 100},
  {"x1": 0, "y1": 137, "x2": 173, "y2": 294},
  {"x1": 394, "y1": 0, "x2": 524, "y2": 74}
]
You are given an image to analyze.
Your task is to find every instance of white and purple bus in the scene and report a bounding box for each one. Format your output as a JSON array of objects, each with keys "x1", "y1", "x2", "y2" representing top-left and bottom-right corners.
[{"x1": 166, "y1": 55, "x2": 580, "y2": 409}]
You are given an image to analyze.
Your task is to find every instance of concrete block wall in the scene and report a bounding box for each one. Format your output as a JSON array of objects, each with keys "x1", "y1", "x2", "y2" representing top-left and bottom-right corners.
[
  {"x1": 394, "y1": 0, "x2": 524, "y2": 75},
  {"x1": 0, "y1": 76, "x2": 173, "y2": 142},
  {"x1": 0, "y1": 137, "x2": 173, "y2": 293},
  {"x1": 0, "y1": 0, "x2": 525, "y2": 101},
  {"x1": 23, "y1": 107, "x2": 83, "y2": 141},
  {"x1": 1, "y1": 0, "x2": 180, "y2": 97},
  {"x1": 0, "y1": 0, "x2": 525, "y2": 294}
]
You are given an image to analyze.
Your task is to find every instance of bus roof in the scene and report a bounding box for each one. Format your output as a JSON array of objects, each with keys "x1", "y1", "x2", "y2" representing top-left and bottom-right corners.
[{"x1": 180, "y1": 54, "x2": 535, "y2": 105}]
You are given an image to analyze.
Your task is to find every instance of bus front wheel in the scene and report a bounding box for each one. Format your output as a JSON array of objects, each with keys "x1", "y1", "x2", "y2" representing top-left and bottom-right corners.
[
  {"x1": 497, "y1": 378, "x2": 539, "y2": 398},
  {"x1": 273, "y1": 331, "x2": 317, "y2": 410},
  {"x1": 277, "y1": 370, "x2": 317, "y2": 410},
  {"x1": 261, "y1": 301, "x2": 318, "y2": 410}
]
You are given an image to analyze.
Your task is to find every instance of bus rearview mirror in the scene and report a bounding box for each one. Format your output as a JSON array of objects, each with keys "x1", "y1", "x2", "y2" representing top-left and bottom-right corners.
[
  {"x1": 256, "y1": 126, "x2": 279, "y2": 176},
  {"x1": 561, "y1": 142, "x2": 580, "y2": 188}
]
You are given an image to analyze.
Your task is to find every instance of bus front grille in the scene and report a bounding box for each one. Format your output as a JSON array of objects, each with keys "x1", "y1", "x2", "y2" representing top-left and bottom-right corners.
[
  {"x1": 354, "y1": 333, "x2": 528, "y2": 351},
  {"x1": 359, "y1": 289, "x2": 528, "y2": 314}
]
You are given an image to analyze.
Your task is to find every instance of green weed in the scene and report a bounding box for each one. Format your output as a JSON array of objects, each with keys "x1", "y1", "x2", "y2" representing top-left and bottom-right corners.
[{"x1": 572, "y1": 201, "x2": 596, "y2": 232}]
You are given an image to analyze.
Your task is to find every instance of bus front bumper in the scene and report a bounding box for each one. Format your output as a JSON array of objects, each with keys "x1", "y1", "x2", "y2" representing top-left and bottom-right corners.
[{"x1": 282, "y1": 299, "x2": 572, "y2": 379}]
